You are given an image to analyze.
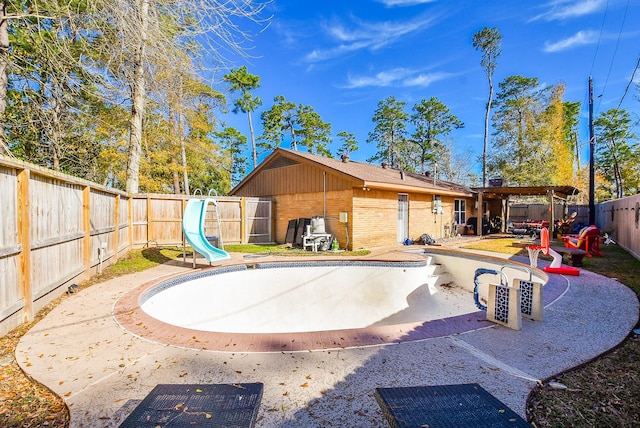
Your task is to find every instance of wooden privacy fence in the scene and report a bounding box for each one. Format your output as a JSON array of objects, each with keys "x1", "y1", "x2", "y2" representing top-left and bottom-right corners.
[
  {"x1": 509, "y1": 203, "x2": 589, "y2": 225},
  {"x1": 0, "y1": 155, "x2": 272, "y2": 336},
  {"x1": 596, "y1": 194, "x2": 640, "y2": 260},
  {"x1": 510, "y1": 199, "x2": 640, "y2": 259},
  {"x1": 130, "y1": 194, "x2": 273, "y2": 247},
  {"x1": 0, "y1": 156, "x2": 129, "y2": 335}
]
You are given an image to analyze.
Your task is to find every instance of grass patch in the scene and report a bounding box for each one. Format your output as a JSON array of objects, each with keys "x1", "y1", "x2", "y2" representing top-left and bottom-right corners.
[
  {"x1": 84, "y1": 247, "x2": 184, "y2": 282},
  {"x1": 463, "y1": 239, "x2": 640, "y2": 427},
  {"x1": 224, "y1": 243, "x2": 370, "y2": 257},
  {"x1": 462, "y1": 237, "x2": 531, "y2": 256}
]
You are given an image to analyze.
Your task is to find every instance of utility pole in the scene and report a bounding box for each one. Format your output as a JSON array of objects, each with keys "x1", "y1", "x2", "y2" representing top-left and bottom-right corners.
[
  {"x1": 588, "y1": 77, "x2": 595, "y2": 225},
  {"x1": 574, "y1": 131, "x2": 580, "y2": 170}
]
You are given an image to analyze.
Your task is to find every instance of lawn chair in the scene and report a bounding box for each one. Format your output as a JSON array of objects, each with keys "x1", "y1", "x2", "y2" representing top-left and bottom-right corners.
[{"x1": 562, "y1": 225, "x2": 602, "y2": 257}]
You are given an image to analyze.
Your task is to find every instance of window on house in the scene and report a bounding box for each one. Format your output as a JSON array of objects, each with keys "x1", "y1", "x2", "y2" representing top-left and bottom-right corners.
[{"x1": 454, "y1": 199, "x2": 466, "y2": 225}]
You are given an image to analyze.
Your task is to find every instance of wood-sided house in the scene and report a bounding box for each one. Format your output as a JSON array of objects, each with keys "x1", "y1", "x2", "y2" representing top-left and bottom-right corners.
[{"x1": 230, "y1": 148, "x2": 478, "y2": 250}]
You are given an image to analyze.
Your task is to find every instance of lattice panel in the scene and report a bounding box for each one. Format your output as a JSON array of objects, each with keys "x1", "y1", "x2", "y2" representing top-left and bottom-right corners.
[
  {"x1": 516, "y1": 279, "x2": 544, "y2": 321},
  {"x1": 487, "y1": 283, "x2": 521, "y2": 330},
  {"x1": 496, "y1": 286, "x2": 510, "y2": 323}
]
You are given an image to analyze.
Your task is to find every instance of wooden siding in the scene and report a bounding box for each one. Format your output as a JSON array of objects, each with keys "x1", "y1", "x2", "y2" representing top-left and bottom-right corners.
[
  {"x1": 231, "y1": 153, "x2": 479, "y2": 248},
  {"x1": 233, "y1": 162, "x2": 357, "y2": 197},
  {"x1": 232, "y1": 152, "x2": 479, "y2": 248}
]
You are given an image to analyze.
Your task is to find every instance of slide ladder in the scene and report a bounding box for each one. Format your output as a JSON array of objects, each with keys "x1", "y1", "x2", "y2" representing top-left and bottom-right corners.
[{"x1": 183, "y1": 198, "x2": 230, "y2": 267}]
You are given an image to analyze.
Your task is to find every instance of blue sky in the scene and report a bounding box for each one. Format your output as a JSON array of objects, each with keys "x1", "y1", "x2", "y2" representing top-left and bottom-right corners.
[{"x1": 217, "y1": 0, "x2": 640, "y2": 176}]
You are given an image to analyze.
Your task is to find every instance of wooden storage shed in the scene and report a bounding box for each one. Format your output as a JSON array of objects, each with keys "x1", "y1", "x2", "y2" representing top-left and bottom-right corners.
[{"x1": 230, "y1": 149, "x2": 477, "y2": 249}]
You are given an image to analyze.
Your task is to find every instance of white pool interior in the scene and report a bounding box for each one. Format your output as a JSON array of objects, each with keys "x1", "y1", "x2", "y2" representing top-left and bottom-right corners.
[{"x1": 141, "y1": 261, "x2": 481, "y2": 334}]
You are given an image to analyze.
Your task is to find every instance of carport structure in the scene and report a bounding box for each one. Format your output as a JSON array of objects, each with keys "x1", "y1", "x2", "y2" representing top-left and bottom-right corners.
[{"x1": 473, "y1": 185, "x2": 581, "y2": 236}]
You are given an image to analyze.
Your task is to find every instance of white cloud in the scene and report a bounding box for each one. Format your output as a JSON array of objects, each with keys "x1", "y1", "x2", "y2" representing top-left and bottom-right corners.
[
  {"x1": 403, "y1": 72, "x2": 452, "y2": 87},
  {"x1": 306, "y1": 41, "x2": 370, "y2": 62},
  {"x1": 345, "y1": 68, "x2": 414, "y2": 88},
  {"x1": 376, "y1": 0, "x2": 437, "y2": 7},
  {"x1": 344, "y1": 68, "x2": 452, "y2": 88},
  {"x1": 543, "y1": 30, "x2": 599, "y2": 52},
  {"x1": 531, "y1": 0, "x2": 606, "y2": 21},
  {"x1": 304, "y1": 14, "x2": 439, "y2": 63}
]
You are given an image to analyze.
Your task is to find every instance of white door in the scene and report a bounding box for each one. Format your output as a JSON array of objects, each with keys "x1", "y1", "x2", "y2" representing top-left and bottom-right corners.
[{"x1": 397, "y1": 194, "x2": 409, "y2": 243}]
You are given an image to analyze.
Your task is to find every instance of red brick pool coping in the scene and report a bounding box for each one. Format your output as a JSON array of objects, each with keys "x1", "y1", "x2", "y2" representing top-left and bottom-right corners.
[
  {"x1": 113, "y1": 259, "x2": 498, "y2": 353},
  {"x1": 113, "y1": 250, "x2": 569, "y2": 353}
]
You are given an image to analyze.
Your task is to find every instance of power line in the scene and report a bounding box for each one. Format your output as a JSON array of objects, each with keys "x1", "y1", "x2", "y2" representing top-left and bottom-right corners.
[
  {"x1": 589, "y1": 0, "x2": 610, "y2": 77},
  {"x1": 596, "y1": 0, "x2": 630, "y2": 112},
  {"x1": 615, "y1": 55, "x2": 640, "y2": 111}
]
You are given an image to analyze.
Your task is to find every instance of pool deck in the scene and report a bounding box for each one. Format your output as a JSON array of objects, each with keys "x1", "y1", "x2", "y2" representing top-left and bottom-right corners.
[{"x1": 16, "y1": 245, "x2": 639, "y2": 427}]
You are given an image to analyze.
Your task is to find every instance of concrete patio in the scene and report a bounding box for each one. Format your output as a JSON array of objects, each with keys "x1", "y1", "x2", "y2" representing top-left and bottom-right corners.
[{"x1": 15, "y1": 248, "x2": 639, "y2": 427}]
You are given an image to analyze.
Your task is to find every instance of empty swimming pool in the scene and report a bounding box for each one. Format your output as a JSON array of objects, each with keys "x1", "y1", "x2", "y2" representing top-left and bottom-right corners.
[
  {"x1": 114, "y1": 251, "x2": 550, "y2": 352},
  {"x1": 140, "y1": 261, "x2": 476, "y2": 334}
]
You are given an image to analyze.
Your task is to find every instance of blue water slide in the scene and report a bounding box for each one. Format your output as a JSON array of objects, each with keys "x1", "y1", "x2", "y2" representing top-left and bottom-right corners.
[{"x1": 183, "y1": 198, "x2": 230, "y2": 262}]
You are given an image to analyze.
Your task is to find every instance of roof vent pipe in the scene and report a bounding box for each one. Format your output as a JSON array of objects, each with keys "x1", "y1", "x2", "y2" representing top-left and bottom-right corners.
[
  {"x1": 425, "y1": 171, "x2": 431, "y2": 177},
  {"x1": 382, "y1": 162, "x2": 388, "y2": 169},
  {"x1": 341, "y1": 154, "x2": 350, "y2": 162},
  {"x1": 433, "y1": 162, "x2": 437, "y2": 186},
  {"x1": 400, "y1": 171, "x2": 405, "y2": 180}
]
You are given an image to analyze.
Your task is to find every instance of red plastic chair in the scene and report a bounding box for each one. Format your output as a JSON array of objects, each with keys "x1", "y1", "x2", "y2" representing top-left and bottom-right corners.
[{"x1": 562, "y1": 225, "x2": 602, "y2": 257}]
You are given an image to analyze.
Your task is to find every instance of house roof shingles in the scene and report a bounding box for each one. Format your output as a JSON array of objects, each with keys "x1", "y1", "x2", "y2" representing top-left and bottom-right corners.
[{"x1": 237, "y1": 148, "x2": 476, "y2": 197}]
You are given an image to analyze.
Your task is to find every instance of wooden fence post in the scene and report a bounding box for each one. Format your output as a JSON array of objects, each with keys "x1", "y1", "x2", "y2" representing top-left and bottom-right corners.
[
  {"x1": 127, "y1": 197, "x2": 133, "y2": 251},
  {"x1": 113, "y1": 194, "x2": 120, "y2": 262},
  {"x1": 16, "y1": 168, "x2": 32, "y2": 323},
  {"x1": 82, "y1": 186, "x2": 91, "y2": 279},
  {"x1": 146, "y1": 195, "x2": 151, "y2": 246},
  {"x1": 240, "y1": 198, "x2": 246, "y2": 244}
]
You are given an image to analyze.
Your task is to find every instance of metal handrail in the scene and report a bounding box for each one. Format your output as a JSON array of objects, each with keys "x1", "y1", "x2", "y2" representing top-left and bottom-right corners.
[{"x1": 501, "y1": 265, "x2": 533, "y2": 282}]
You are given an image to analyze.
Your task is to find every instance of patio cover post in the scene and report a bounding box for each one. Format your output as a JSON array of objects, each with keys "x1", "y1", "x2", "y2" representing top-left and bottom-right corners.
[
  {"x1": 548, "y1": 189, "x2": 555, "y2": 236},
  {"x1": 501, "y1": 197, "x2": 508, "y2": 233},
  {"x1": 477, "y1": 191, "x2": 483, "y2": 237}
]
